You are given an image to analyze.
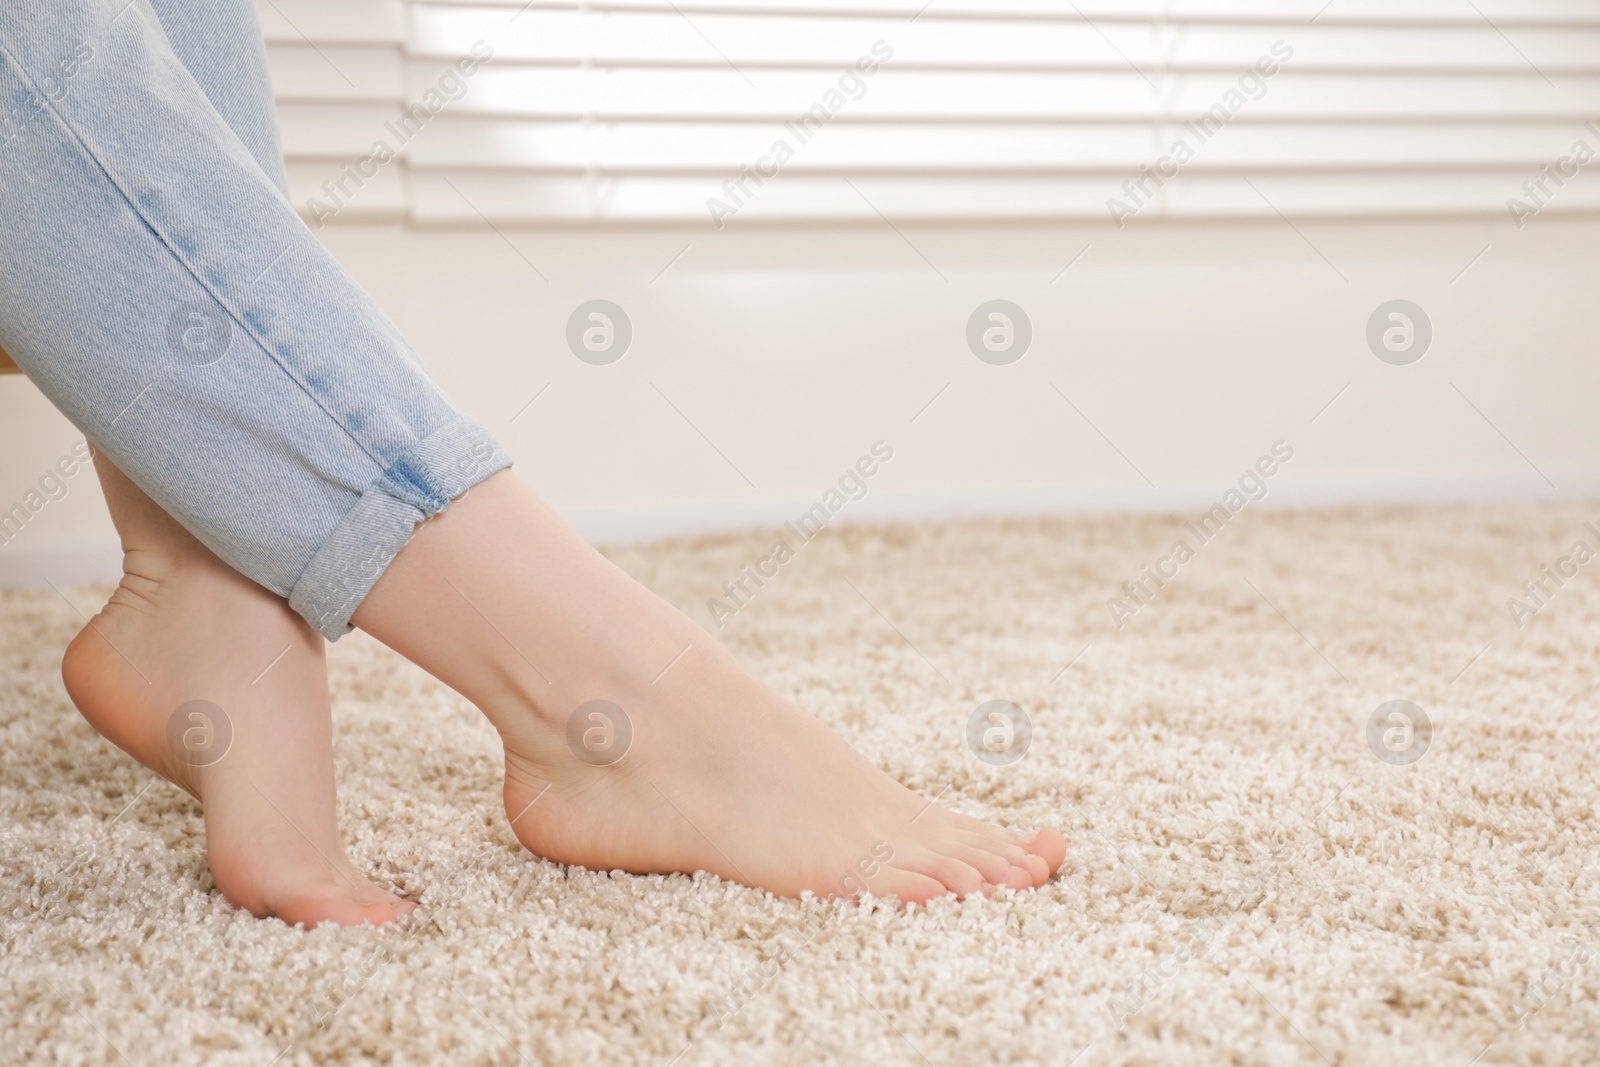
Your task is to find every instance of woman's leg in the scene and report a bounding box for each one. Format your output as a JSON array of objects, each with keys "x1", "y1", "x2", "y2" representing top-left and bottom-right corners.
[
  {"x1": 0, "y1": 0, "x2": 509, "y2": 640},
  {"x1": 143, "y1": 0, "x2": 287, "y2": 197},
  {"x1": 65, "y1": 451, "x2": 412, "y2": 924},
  {"x1": 0, "y1": 0, "x2": 1062, "y2": 904},
  {"x1": 0, "y1": 0, "x2": 439, "y2": 924},
  {"x1": 353, "y1": 472, "x2": 1067, "y2": 902}
]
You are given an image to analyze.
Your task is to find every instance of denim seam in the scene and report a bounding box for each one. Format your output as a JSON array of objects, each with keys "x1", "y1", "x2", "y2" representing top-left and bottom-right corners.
[
  {"x1": 325, "y1": 512, "x2": 410, "y2": 637},
  {"x1": 289, "y1": 418, "x2": 512, "y2": 638},
  {"x1": 0, "y1": 26, "x2": 391, "y2": 479},
  {"x1": 306, "y1": 497, "x2": 412, "y2": 639},
  {"x1": 378, "y1": 454, "x2": 451, "y2": 513}
]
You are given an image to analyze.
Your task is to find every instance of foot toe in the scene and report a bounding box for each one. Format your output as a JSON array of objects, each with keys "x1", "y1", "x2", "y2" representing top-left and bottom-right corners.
[
  {"x1": 1022, "y1": 827, "x2": 1067, "y2": 874},
  {"x1": 265, "y1": 878, "x2": 416, "y2": 928},
  {"x1": 956, "y1": 846, "x2": 1034, "y2": 890},
  {"x1": 899, "y1": 851, "x2": 987, "y2": 899},
  {"x1": 958, "y1": 832, "x2": 1050, "y2": 886},
  {"x1": 865, "y1": 868, "x2": 948, "y2": 906}
]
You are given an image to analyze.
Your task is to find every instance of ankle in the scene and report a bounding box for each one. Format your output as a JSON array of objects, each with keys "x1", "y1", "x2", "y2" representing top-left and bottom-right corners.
[{"x1": 107, "y1": 545, "x2": 197, "y2": 609}]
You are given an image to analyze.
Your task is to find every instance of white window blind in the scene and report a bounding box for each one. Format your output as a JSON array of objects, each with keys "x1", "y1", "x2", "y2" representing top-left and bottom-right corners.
[{"x1": 258, "y1": 0, "x2": 1600, "y2": 225}]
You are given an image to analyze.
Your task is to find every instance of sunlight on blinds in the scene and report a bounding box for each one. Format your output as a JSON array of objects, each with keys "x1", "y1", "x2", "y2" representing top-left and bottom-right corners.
[{"x1": 258, "y1": 1, "x2": 1600, "y2": 225}]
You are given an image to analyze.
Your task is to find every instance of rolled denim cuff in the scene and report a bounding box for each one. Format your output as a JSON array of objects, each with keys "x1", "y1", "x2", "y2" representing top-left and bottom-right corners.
[{"x1": 289, "y1": 416, "x2": 511, "y2": 641}]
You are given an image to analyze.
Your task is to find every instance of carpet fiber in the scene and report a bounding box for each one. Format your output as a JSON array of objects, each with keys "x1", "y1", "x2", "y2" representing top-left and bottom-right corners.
[{"x1": 5, "y1": 503, "x2": 1600, "y2": 1066}]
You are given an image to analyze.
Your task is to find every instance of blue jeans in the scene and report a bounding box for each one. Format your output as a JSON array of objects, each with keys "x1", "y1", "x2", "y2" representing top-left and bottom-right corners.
[{"x1": 0, "y1": 0, "x2": 511, "y2": 640}]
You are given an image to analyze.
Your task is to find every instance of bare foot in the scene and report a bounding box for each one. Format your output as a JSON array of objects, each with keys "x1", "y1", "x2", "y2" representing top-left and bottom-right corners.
[
  {"x1": 60, "y1": 456, "x2": 412, "y2": 926},
  {"x1": 354, "y1": 472, "x2": 1065, "y2": 903},
  {"x1": 495, "y1": 651, "x2": 1066, "y2": 903}
]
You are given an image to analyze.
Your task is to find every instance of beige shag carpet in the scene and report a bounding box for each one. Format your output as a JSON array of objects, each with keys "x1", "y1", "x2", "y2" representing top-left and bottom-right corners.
[{"x1": 5, "y1": 503, "x2": 1600, "y2": 1066}]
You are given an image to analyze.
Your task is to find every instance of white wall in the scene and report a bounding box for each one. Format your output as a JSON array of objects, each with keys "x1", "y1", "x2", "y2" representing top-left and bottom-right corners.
[{"x1": 3, "y1": 211, "x2": 1598, "y2": 585}]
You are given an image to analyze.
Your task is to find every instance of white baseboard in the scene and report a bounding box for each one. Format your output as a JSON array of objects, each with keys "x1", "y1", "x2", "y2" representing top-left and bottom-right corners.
[
  {"x1": 561, "y1": 469, "x2": 1600, "y2": 546},
  {"x1": 5, "y1": 471, "x2": 1599, "y2": 588}
]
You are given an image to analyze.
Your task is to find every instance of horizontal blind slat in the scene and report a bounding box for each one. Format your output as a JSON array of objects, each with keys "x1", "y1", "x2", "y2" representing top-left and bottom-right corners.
[
  {"x1": 266, "y1": 44, "x2": 404, "y2": 100},
  {"x1": 358, "y1": 118, "x2": 1595, "y2": 171},
  {"x1": 266, "y1": 0, "x2": 1600, "y2": 224},
  {"x1": 418, "y1": 0, "x2": 1600, "y2": 31},
  {"x1": 399, "y1": 170, "x2": 1600, "y2": 222},
  {"x1": 408, "y1": 9, "x2": 1600, "y2": 72},
  {"x1": 256, "y1": 0, "x2": 406, "y2": 43},
  {"x1": 389, "y1": 68, "x2": 1600, "y2": 120}
]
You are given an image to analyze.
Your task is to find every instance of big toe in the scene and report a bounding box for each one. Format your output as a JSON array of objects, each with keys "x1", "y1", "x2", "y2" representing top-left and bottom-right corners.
[
  {"x1": 229, "y1": 863, "x2": 417, "y2": 927},
  {"x1": 1021, "y1": 827, "x2": 1067, "y2": 876},
  {"x1": 275, "y1": 888, "x2": 416, "y2": 928}
]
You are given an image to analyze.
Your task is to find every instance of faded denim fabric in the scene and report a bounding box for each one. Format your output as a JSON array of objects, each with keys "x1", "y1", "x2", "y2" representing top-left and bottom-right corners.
[{"x1": 0, "y1": 0, "x2": 510, "y2": 639}]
